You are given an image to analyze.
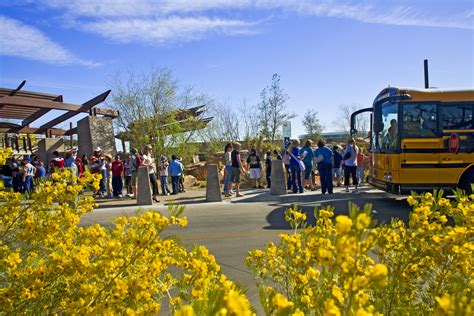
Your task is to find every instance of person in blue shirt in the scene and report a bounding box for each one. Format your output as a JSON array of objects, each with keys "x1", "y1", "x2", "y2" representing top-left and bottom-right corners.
[
  {"x1": 168, "y1": 155, "x2": 183, "y2": 195},
  {"x1": 300, "y1": 139, "x2": 315, "y2": 191},
  {"x1": 288, "y1": 139, "x2": 304, "y2": 194},
  {"x1": 314, "y1": 139, "x2": 334, "y2": 194}
]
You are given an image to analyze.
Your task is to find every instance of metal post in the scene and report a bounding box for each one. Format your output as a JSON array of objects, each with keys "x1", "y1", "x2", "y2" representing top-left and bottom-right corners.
[{"x1": 424, "y1": 59, "x2": 429, "y2": 89}]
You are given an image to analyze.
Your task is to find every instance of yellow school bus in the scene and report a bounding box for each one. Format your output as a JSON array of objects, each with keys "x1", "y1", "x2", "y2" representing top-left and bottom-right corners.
[{"x1": 352, "y1": 87, "x2": 473, "y2": 194}]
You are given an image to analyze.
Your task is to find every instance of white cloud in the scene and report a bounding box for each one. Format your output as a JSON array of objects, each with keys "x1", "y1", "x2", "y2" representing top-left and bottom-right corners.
[
  {"x1": 0, "y1": 15, "x2": 100, "y2": 66},
  {"x1": 40, "y1": 0, "x2": 473, "y2": 31},
  {"x1": 80, "y1": 16, "x2": 257, "y2": 44}
]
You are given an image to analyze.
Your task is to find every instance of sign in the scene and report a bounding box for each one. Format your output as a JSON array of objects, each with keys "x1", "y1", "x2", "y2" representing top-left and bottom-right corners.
[
  {"x1": 282, "y1": 121, "x2": 291, "y2": 138},
  {"x1": 449, "y1": 133, "x2": 460, "y2": 154}
]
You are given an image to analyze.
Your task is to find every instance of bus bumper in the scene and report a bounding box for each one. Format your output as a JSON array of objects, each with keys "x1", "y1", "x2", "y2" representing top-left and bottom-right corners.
[{"x1": 367, "y1": 176, "x2": 400, "y2": 194}]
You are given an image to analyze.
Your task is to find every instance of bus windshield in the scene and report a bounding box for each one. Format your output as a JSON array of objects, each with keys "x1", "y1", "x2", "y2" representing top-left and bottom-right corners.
[{"x1": 373, "y1": 101, "x2": 399, "y2": 151}]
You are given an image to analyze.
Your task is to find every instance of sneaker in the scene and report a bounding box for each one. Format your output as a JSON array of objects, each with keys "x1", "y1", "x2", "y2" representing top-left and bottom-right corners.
[
  {"x1": 118, "y1": 194, "x2": 123, "y2": 198},
  {"x1": 345, "y1": 187, "x2": 350, "y2": 193}
]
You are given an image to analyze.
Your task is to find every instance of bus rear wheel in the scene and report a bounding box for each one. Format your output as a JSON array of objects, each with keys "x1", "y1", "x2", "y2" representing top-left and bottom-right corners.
[{"x1": 459, "y1": 170, "x2": 473, "y2": 195}]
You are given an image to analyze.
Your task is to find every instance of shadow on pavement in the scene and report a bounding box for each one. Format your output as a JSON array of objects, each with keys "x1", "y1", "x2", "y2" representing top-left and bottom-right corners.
[{"x1": 263, "y1": 191, "x2": 411, "y2": 230}]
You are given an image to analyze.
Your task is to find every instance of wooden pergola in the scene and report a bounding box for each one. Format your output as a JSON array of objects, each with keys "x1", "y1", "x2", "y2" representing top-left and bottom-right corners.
[
  {"x1": 0, "y1": 81, "x2": 118, "y2": 136},
  {"x1": 0, "y1": 81, "x2": 118, "y2": 151}
]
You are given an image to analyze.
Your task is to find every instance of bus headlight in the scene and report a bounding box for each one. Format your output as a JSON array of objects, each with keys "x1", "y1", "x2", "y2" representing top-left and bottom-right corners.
[{"x1": 384, "y1": 173, "x2": 393, "y2": 181}]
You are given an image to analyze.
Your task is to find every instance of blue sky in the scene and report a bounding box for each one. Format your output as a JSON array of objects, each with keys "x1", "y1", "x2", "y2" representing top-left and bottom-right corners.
[{"x1": 0, "y1": 0, "x2": 473, "y2": 137}]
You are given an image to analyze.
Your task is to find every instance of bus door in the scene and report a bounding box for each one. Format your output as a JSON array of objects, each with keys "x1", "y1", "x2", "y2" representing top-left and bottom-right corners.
[{"x1": 400, "y1": 103, "x2": 441, "y2": 187}]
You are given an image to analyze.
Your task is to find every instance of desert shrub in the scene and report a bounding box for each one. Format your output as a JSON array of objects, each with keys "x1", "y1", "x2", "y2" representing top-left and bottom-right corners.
[{"x1": 247, "y1": 191, "x2": 473, "y2": 315}]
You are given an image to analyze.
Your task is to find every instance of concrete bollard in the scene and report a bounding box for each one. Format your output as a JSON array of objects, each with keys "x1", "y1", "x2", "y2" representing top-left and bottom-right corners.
[
  {"x1": 206, "y1": 164, "x2": 223, "y2": 202},
  {"x1": 137, "y1": 166, "x2": 153, "y2": 205},
  {"x1": 270, "y1": 159, "x2": 287, "y2": 195}
]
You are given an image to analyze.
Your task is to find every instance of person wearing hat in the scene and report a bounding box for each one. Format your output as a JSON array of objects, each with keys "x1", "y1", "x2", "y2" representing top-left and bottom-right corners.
[
  {"x1": 159, "y1": 156, "x2": 171, "y2": 195},
  {"x1": 21, "y1": 156, "x2": 36, "y2": 193},
  {"x1": 65, "y1": 149, "x2": 78, "y2": 177}
]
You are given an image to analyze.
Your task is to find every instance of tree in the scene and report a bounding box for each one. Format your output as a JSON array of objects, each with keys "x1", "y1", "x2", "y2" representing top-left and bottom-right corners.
[
  {"x1": 257, "y1": 74, "x2": 295, "y2": 142},
  {"x1": 240, "y1": 99, "x2": 260, "y2": 142},
  {"x1": 108, "y1": 67, "x2": 211, "y2": 162},
  {"x1": 333, "y1": 103, "x2": 369, "y2": 137},
  {"x1": 302, "y1": 109, "x2": 323, "y2": 140}
]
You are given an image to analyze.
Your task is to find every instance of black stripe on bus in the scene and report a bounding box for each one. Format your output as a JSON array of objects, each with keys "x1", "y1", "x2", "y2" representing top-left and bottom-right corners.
[
  {"x1": 402, "y1": 148, "x2": 473, "y2": 153},
  {"x1": 401, "y1": 163, "x2": 470, "y2": 169}
]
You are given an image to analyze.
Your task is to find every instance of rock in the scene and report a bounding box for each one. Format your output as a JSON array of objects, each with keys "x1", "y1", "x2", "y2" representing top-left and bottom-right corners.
[
  {"x1": 270, "y1": 159, "x2": 287, "y2": 196},
  {"x1": 137, "y1": 166, "x2": 153, "y2": 205}
]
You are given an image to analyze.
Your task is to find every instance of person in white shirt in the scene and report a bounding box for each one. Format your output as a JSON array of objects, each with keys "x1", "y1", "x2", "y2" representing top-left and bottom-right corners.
[
  {"x1": 142, "y1": 145, "x2": 159, "y2": 202},
  {"x1": 21, "y1": 157, "x2": 36, "y2": 193}
]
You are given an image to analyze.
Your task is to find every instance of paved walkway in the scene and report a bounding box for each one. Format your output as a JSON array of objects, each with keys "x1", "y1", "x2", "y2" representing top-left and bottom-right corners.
[{"x1": 80, "y1": 186, "x2": 410, "y2": 312}]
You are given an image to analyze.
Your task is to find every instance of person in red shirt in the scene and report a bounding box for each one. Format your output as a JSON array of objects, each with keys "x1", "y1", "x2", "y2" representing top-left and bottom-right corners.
[
  {"x1": 49, "y1": 151, "x2": 65, "y2": 173},
  {"x1": 75, "y1": 157, "x2": 83, "y2": 178},
  {"x1": 111, "y1": 154, "x2": 124, "y2": 198}
]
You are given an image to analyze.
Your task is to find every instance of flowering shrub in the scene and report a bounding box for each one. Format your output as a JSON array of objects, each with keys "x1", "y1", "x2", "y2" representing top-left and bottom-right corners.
[
  {"x1": 247, "y1": 191, "x2": 473, "y2": 315},
  {"x1": 0, "y1": 147, "x2": 13, "y2": 165},
  {"x1": 0, "y1": 168, "x2": 253, "y2": 315}
]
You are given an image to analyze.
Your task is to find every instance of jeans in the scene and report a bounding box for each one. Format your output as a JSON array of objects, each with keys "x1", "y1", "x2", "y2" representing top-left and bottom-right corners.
[
  {"x1": 149, "y1": 173, "x2": 159, "y2": 196},
  {"x1": 223, "y1": 165, "x2": 232, "y2": 192},
  {"x1": 23, "y1": 175, "x2": 34, "y2": 193},
  {"x1": 290, "y1": 165, "x2": 303, "y2": 193},
  {"x1": 112, "y1": 175, "x2": 123, "y2": 197},
  {"x1": 160, "y1": 175, "x2": 171, "y2": 194},
  {"x1": 356, "y1": 166, "x2": 365, "y2": 184},
  {"x1": 100, "y1": 169, "x2": 107, "y2": 193},
  {"x1": 266, "y1": 168, "x2": 271, "y2": 188},
  {"x1": 285, "y1": 164, "x2": 291, "y2": 189},
  {"x1": 344, "y1": 165, "x2": 358, "y2": 187},
  {"x1": 318, "y1": 163, "x2": 333, "y2": 194},
  {"x1": 171, "y1": 176, "x2": 180, "y2": 194}
]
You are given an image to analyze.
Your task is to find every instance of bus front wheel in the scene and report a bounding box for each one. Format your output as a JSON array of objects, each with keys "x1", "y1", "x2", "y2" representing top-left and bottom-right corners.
[{"x1": 459, "y1": 169, "x2": 474, "y2": 195}]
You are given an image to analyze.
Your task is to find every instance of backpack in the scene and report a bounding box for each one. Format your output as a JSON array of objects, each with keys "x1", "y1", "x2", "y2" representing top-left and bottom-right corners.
[{"x1": 134, "y1": 155, "x2": 142, "y2": 169}]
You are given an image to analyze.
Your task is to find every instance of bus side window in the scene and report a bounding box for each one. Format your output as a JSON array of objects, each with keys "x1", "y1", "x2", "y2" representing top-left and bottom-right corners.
[
  {"x1": 441, "y1": 104, "x2": 474, "y2": 130},
  {"x1": 402, "y1": 104, "x2": 437, "y2": 137}
]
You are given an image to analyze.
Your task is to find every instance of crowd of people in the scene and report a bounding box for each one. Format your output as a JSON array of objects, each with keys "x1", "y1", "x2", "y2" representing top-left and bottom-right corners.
[
  {"x1": 222, "y1": 138, "x2": 367, "y2": 197},
  {"x1": 1, "y1": 145, "x2": 186, "y2": 202}
]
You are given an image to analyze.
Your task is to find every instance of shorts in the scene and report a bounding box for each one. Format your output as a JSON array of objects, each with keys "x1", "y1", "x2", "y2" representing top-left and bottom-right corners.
[
  {"x1": 249, "y1": 168, "x2": 261, "y2": 179},
  {"x1": 231, "y1": 167, "x2": 241, "y2": 183},
  {"x1": 131, "y1": 171, "x2": 138, "y2": 186},
  {"x1": 333, "y1": 167, "x2": 342, "y2": 178}
]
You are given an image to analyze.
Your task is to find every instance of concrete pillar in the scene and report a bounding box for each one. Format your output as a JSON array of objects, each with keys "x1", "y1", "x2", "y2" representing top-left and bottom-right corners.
[
  {"x1": 37, "y1": 138, "x2": 64, "y2": 164},
  {"x1": 77, "y1": 116, "x2": 116, "y2": 157},
  {"x1": 206, "y1": 164, "x2": 222, "y2": 202},
  {"x1": 137, "y1": 166, "x2": 153, "y2": 205},
  {"x1": 270, "y1": 159, "x2": 287, "y2": 195}
]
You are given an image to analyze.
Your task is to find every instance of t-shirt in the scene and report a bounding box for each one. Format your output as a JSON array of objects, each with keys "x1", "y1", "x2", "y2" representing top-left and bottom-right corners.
[
  {"x1": 231, "y1": 150, "x2": 240, "y2": 168},
  {"x1": 357, "y1": 153, "x2": 365, "y2": 166},
  {"x1": 314, "y1": 146, "x2": 333, "y2": 165},
  {"x1": 265, "y1": 157, "x2": 272, "y2": 172},
  {"x1": 111, "y1": 161, "x2": 124, "y2": 177},
  {"x1": 50, "y1": 157, "x2": 65, "y2": 169},
  {"x1": 289, "y1": 147, "x2": 301, "y2": 167},
  {"x1": 130, "y1": 155, "x2": 142, "y2": 172},
  {"x1": 159, "y1": 162, "x2": 169, "y2": 176},
  {"x1": 141, "y1": 154, "x2": 155, "y2": 174},
  {"x1": 224, "y1": 151, "x2": 232, "y2": 166},
  {"x1": 35, "y1": 166, "x2": 46, "y2": 178},
  {"x1": 300, "y1": 146, "x2": 314, "y2": 165},
  {"x1": 23, "y1": 163, "x2": 35, "y2": 177},
  {"x1": 333, "y1": 150, "x2": 343, "y2": 168},
  {"x1": 65, "y1": 156, "x2": 75, "y2": 168},
  {"x1": 246, "y1": 154, "x2": 261, "y2": 169},
  {"x1": 344, "y1": 146, "x2": 358, "y2": 167}
]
